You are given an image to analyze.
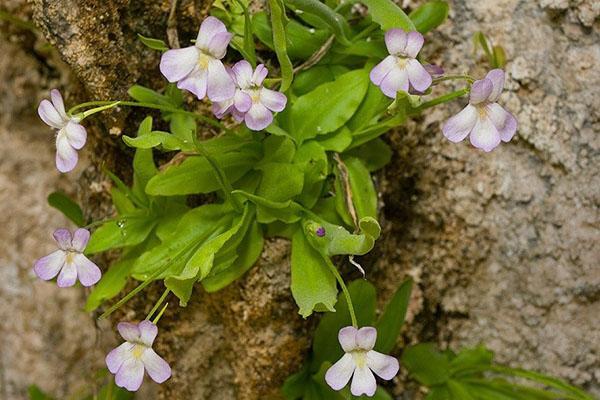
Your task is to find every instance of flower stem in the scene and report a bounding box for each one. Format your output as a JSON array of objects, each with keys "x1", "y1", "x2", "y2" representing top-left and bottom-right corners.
[
  {"x1": 151, "y1": 303, "x2": 169, "y2": 324},
  {"x1": 145, "y1": 288, "x2": 171, "y2": 321},
  {"x1": 325, "y1": 258, "x2": 358, "y2": 328},
  {"x1": 411, "y1": 88, "x2": 470, "y2": 114},
  {"x1": 433, "y1": 74, "x2": 475, "y2": 84}
]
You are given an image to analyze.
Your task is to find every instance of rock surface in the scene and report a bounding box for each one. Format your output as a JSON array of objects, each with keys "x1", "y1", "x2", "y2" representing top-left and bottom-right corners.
[{"x1": 0, "y1": 0, "x2": 598, "y2": 399}]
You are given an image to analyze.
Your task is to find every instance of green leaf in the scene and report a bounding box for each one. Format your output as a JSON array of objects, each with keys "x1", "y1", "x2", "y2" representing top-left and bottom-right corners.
[
  {"x1": 85, "y1": 215, "x2": 156, "y2": 254},
  {"x1": 426, "y1": 387, "x2": 451, "y2": 400},
  {"x1": 47, "y1": 191, "x2": 85, "y2": 227},
  {"x1": 291, "y1": 229, "x2": 337, "y2": 318},
  {"x1": 343, "y1": 156, "x2": 377, "y2": 220},
  {"x1": 346, "y1": 82, "x2": 391, "y2": 133},
  {"x1": 127, "y1": 85, "x2": 175, "y2": 107},
  {"x1": 304, "y1": 217, "x2": 381, "y2": 257},
  {"x1": 84, "y1": 256, "x2": 136, "y2": 311},
  {"x1": 284, "y1": 0, "x2": 353, "y2": 46},
  {"x1": 233, "y1": 190, "x2": 304, "y2": 224},
  {"x1": 375, "y1": 278, "x2": 413, "y2": 353},
  {"x1": 268, "y1": 0, "x2": 294, "y2": 91},
  {"x1": 492, "y1": 45, "x2": 507, "y2": 68},
  {"x1": 293, "y1": 141, "x2": 328, "y2": 208},
  {"x1": 137, "y1": 33, "x2": 169, "y2": 51},
  {"x1": 315, "y1": 127, "x2": 352, "y2": 152},
  {"x1": 290, "y1": 69, "x2": 369, "y2": 143},
  {"x1": 282, "y1": 363, "x2": 311, "y2": 399},
  {"x1": 257, "y1": 163, "x2": 305, "y2": 202},
  {"x1": 408, "y1": 1, "x2": 449, "y2": 34},
  {"x1": 447, "y1": 380, "x2": 477, "y2": 400},
  {"x1": 343, "y1": 138, "x2": 392, "y2": 172},
  {"x1": 131, "y1": 120, "x2": 158, "y2": 203},
  {"x1": 361, "y1": 0, "x2": 416, "y2": 31},
  {"x1": 449, "y1": 346, "x2": 494, "y2": 375},
  {"x1": 402, "y1": 343, "x2": 451, "y2": 386},
  {"x1": 28, "y1": 385, "x2": 54, "y2": 400},
  {"x1": 232, "y1": 0, "x2": 257, "y2": 66},
  {"x1": 123, "y1": 131, "x2": 184, "y2": 151}
]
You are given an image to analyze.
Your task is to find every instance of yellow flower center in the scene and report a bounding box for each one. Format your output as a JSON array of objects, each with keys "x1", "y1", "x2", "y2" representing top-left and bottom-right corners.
[
  {"x1": 396, "y1": 57, "x2": 408, "y2": 68},
  {"x1": 132, "y1": 344, "x2": 146, "y2": 359},
  {"x1": 477, "y1": 105, "x2": 488, "y2": 118},
  {"x1": 198, "y1": 53, "x2": 211, "y2": 69},
  {"x1": 351, "y1": 350, "x2": 368, "y2": 368},
  {"x1": 65, "y1": 251, "x2": 76, "y2": 264}
]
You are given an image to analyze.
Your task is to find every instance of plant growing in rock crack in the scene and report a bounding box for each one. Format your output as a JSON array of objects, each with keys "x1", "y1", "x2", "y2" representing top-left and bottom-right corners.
[{"x1": 28, "y1": 0, "x2": 594, "y2": 398}]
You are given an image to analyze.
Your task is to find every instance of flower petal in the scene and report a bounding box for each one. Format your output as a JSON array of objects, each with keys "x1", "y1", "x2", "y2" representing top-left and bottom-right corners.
[
  {"x1": 207, "y1": 32, "x2": 232, "y2": 59},
  {"x1": 34, "y1": 250, "x2": 66, "y2": 280},
  {"x1": 260, "y1": 88, "x2": 287, "y2": 112},
  {"x1": 50, "y1": 89, "x2": 68, "y2": 120},
  {"x1": 469, "y1": 78, "x2": 493, "y2": 105},
  {"x1": 356, "y1": 327, "x2": 377, "y2": 351},
  {"x1": 485, "y1": 69, "x2": 505, "y2": 102},
  {"x1": 117, "y1": 322, "x2": 141, "y2": 342},
  {"x1": 53, "y1": 228, "x2": 72, "y2": 250},
  {"x1": 379, "y1": 65, "x2": 409, "y2": 99},
  {"x1": 424, "y1": 64, "x2": 444, "y2": 77},
  {"x1": 404, "y1": 31, "x2": 424, "y2": 58},
  {"x1": 469, "y1": 116, "x2": 501, "y2": 152},
  {"x1": 73, "y1": 254, "x2": 101, "y2": 287},
  {"x1": 252, "y1": 64, "x2": 268, "y2": 86},
  {"x1": 106, "y1": 342, "x2": 135, "y2": 374},
  {"x1": 138, "y1": 320, "x2": 158, "y2": 347},
  {"x1": 141, "y1": 348, "x2": 172, "y2": 383},
  {"x1": 56, "y1": 261, "x2": 77, "y2": 287},
  {"x1": 407, "y1": 59, "x2": 432, "y2": 92},
  {"x1": 370, "y1": 55, "x2": 396, "y2": 86},
  {"x1": 64, "y1": 121, "x2": 87, "y2": 150},
  {"x1": 71, "y1": 228, "x2": 90, "y2": 252},
  {"x1": 38, "y1": 99, "x2": 65, "y2": 129},
  {"x1": 213, "y1": 99, "x2": 234, "y2": 119},
  {"x1": 442, "y1": 104, "x2": 478, "y2": 143},
  {"x1": 115, "y1": 358, "x2": 145, "y2": 392},
  {"x1": 384, "y1": 29, "x2": 407, "y2": 56},
  {"x1": 159, "y1": 46, "x2": 199, "y2": 83},
  {"x1": 350, "y1": 365, "x2": 377, "y2": 397},
  {"x1": 487, "y1": 102, "x2": 517, "y2": 142},
  {"x1": 231, "y1": 60, "x2": 254, "y2": 89},
  {"x1": 207, "y1": 59, "x2": 236, "y2": 102},
  {"x1": 231, "y1": 108, "x2": 245, "y2": 123},
  {"x1": 196, "y1": 16, "x2": 228, "y2": 50},
  {"x1": 244, "y1": 103, "x2": 273, "y2": 131},
  {"x1": 177, "y1": 67, "x2": 208, "y2": 100},
  {"x1": 234, "y1": 90, "x2": 252, "y2": 113},
  {"x1": 325, "y1": 353, "x2": 356, "y2": 391},
  {"x1": 338, "y1": 326, "x2": 358, "y2": 352},
  {"x1": 55, "y1": 134, "x2": 78, "y2": 173},
  {"x1": 366, "y1": 350, "x2": 399, "y2": 380}
]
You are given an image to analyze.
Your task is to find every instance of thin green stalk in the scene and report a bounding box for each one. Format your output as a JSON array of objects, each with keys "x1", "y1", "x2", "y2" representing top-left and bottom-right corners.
[
  {"x1": 151, "y1": 303, "x2": 169, "y2": 324},
  {"x1": 411, "y1": 88, "x2": 469, "y2": 114},
  {"x1": 432, "y1": 74, "x2": 475, "y2": 84},
  {"x1": 325, "y1": 258, "x2": 358, "y2": 328},
  {"x1": 145, "y1": 288, "x2": 171, "y2": 321}
]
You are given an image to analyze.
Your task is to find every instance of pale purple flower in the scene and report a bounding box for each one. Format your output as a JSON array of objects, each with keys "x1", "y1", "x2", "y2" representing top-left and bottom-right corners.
[
  {"x1": 34, "y1": 228, "x2": 101, "y2": 287},
  {"x1": 38, "y1": 89, "x2": 87, "y2": 173},
  {"x1": 159, "y1": 16, "x2": 235, "y2": 102},
  {"x1": 370, "y1": 30, "x2": 432, "y2": 98},
  {"x1": 442, "y1": 69, "x2": 517, "y2": 152},
  {"x1": 212, "y1": 60, "x2": 287, "y2": 131},
  {"x1": 106, "y1": 321, "x2": 172, "y2": 392},
  {"x1": 325, "y1": 326, "x2": 399, "y2": 397}
]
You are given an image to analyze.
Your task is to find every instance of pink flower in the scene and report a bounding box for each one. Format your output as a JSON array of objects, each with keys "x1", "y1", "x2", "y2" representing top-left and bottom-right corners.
[
  {"x1": 38, "y1": 90, "x2": 87, "y2": 173},
  {"x1": 34, "y1": 228, "x2": 101, "y2": 287},
  {"x1": 325, "y1": 327, "x2": 399, "y2": 397},
  {"x1": 159, "y1": 16, "x2": 235, "y2": 102},
  {"x1": 212, "y1": 60, "x2": 287, "y2": 131},
  {"x1": 370, "y1": 30, "x2": 432, "y2": 98},
  {"x1": 106, "y1": 321, "x2": 172, "y2": 392},
  {"x1": 442, "y1": 69, "x2": 517, "y2": 152}
]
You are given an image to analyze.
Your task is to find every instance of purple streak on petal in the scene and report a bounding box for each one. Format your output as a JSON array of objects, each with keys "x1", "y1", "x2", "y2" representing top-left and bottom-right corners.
[
  {"x1": 370, "y1": 55, "x2": 396, "y2": 86},
  {"x1": 350, "y1": 365, "x2": 377, "y2": 397},
  {"x1": 64, "y1": 121, "x2": 87, "y2": 150},
  {"x1": 325, "y1": 353, "x2": 355, "y2": 391},
  {"x1": 379, "y1": 66, "x2": 409, "y2": 99},
  {"x1": 141, "y1": 348, "x2": 172, "y2": 383},
  {"x1": 159, "y1": 46, "x2": 199, "y2": 83},
  {"x1": 34, "y1": 250, "x2": 66, "y2": 280},
  {"x1": 404, "y1": 31, "x2": 424, "y2": 58},
  {"x1": 207, "y1": 59, "x2": 236, "y2": 102},
  {"x1": 384, "y1": 29, "x2": 407, "y2": 56},
  {"x1": 356, "y1": 327, "x2": 377, "y2": 350},
  {"x1": 138, "y1": 320, "x2": 158, "y2": 347},
  {"x1": 469, "y1": 116, "x2": 501, "y2": 152},
  {"x1": 206, "y1": 31, "x2": 232, "y2": 59},
  {"x1": 260, "y1": 88, "x2": 287, "y2": 112},
  {"x1": 196, "y1": 16, "x2": 228, "y2": 50},
  {"x1": 55, "y1": 134, "x2": 78, "y2": 173},
  {"x1": 469, "y1": 78, "x2": 493, "y2": 105},
  {"x1": 56, "y1": 262, "x2": 77, "y2": 287},
  {"x1": 366, "y1": 350, "x2": 399, "y2": 380},
  {"x1": 244, "y1": 103, "x2": 273, "y2": 131},
  {"x1": 231, "y1": 60, "x2": 254, "y2": 89},
  {"x1": 212, "y1": 100, "x2": 234, "y2": 119},
  {"x1": 234, "y1": 91, "x2": 252, "y2": 113},
  {"x1": 338, "y1": 326, "x2": 358, "y2": 352},
  {"x1": 485, "y1": 69, "x2": 505, "y2": 102},
  {"x1": 38, "y1": 99, "x2": 65, "y2": 129},
  {"x1": 252, "y1": 64, "x2": 268, "y2": 86},
  {"x1": 53, "y1": 228, "x2": 72, "y2": 250},
  {"x1": 442, "y1": 104, "x2": 478, "y2": 143},
  {"x1": 106, "y1": 342, "x2": 134, "y2": 374},
  {"x1": 50, "y1": 89, "x2": 68, "y2": 119},
  {"x1": 406, "y1": 59, "x2": 432, "y2": 92},
  {"x1": 117, "y1": 322, "x2": 141, "y2": 342},
  {"x1": 424, "y1": 64, "x2": 444, "y2": 77},
  {"x1": 115, "y1": 358, "x2": 145, "y2": 392},
  {"x1": 71, "y1": 228, "x2": 90, "y2": 252},
  {"x1": 73, "y1": 254, "x2": 101, "y2": 287}
]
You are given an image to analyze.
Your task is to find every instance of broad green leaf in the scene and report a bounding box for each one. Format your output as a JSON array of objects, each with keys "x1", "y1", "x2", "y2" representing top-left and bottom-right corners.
[
  {"x1": 284, "y1": 0, "x2": 352, "y2": 46},
  {"x1": 290, "y1": 229, "x2": 337, "y2": 317},
  {"x1": 137, "y1": 34, "x2": 168, "y2": 51},
  {"x1": 304, "y1": 217, "x2": 381, "y2": 257},
  {"x1": 408, "y1": 1, "x2": 449, "y2": 34},
  {"x1": 169, "y1": 112, "x2": 196, "y2": 145},
  {"x1": 361, "y1": 0, "x2": 416, "y2": 31},
  {"x1": 292, "y1": 65, "x2": 337, "y2": 96},
  {"x1": 84, "y1": 256, "x2": 135, "y2": 311},
  {"x1": 47, "y1": 191, "x2": 85, "y2": 227},
  {"x1": 402, "y1": 343, "x2": 451, "y2": 386},
  {"x1": 259, "y1": 135, "x2": 296, "y2": 165},
  {"x1": 293, "y1": 141, "x2": 328, "y2": 208},
  {"x1": 315, "y1": 127, "x2": 352, "y2": 152},
  {"x1": 233, "y1": 190, "x2": 304, "y2": 223},
  {"x1": 290, "y1": 69, "x2": 369, "y2": 143},
  {"x1": 85, "y1": 215, "x2": 156, "y2": 254},
  {"x1": 233, "y1": 0, "x2": 257, "y2": 65},
  {"x1": 268, "y1": 0, "x2": 294, "y2": 91},
  {"x1": 343, "y1": 156, "x2": 377, "y2": 220},
  {"x1": 343, "y1": 138, "x2": 392, "y2": 172},
  {"x1": 257, "y1": 163, "x2": 305, "y2": 202},
  {"x1": 111, "y1": 187, "x2": 137, "y2": 215},
  {"x1": 449, "y1": 346, "x2": 494, "y2": 375},
  {"x1": 122, "y1": 131, "x2": 184, "y2": 151},
  {"x1": 346, "y1": 82, "x2": 390, "y2": 133},
  {"x1": 375, "y1": 278, "x2": 413, "y2": 353},
  {"x1": 28, "y1": 385, "x2": 54, "y2": 400}
]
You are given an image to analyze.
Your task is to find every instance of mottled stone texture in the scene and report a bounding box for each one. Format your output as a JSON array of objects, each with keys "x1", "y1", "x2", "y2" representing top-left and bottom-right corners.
[{"x1": 0, "y1": 0, "x2": 598, "y2": 399}]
